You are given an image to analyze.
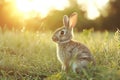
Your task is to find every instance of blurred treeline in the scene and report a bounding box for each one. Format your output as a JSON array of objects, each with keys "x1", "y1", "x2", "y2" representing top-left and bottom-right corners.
[{"x1": 0, "y1": 0, "x2": 120, "y2": 31}]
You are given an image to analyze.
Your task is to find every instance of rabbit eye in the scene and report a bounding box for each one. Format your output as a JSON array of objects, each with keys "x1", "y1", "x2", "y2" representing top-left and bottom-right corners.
[{"x1": 60, "y1": 31, "x2": 65, "y2": 35}]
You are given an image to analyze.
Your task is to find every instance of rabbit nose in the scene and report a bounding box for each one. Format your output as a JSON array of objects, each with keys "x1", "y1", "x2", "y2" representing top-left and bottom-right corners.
[{"x1": 52, "y1": 36, "x2": 58, "y2": 42}]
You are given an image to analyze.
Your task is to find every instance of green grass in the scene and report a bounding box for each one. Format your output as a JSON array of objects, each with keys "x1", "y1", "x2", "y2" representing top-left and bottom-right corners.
[{"x1": 0, "y1": 29, "x2": 120, "y2": 80}]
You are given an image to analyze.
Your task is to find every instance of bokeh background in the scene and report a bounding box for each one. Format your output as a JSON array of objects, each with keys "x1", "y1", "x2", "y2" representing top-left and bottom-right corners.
[
  {"x1": 0, "y1": 0, "x2": 120, "y2": 79},
  {"x1": 0, "y1": 0, "x2": 120, "y2": 31}
]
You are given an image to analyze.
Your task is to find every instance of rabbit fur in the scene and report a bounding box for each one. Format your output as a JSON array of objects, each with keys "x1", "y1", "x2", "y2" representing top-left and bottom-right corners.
[{"x1": 52, "y1": 12, "x2": 95, "y2": 73}]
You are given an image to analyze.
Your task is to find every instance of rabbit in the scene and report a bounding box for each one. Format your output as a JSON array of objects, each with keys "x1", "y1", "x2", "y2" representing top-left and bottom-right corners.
[{"x1": 52, "y1": 12, "x2": 95, "y2": 73}]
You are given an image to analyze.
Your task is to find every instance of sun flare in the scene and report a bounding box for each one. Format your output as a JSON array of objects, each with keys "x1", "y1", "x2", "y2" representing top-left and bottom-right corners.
[
  {"x1": 15, "y1": 0, "x2": 69, "y2": 18},
  {"x1": 15, "y1": 0, "x2": 109, "y2": 20},
  {"x1": 77, "y1": 0, "x2": 109, "y2": 20}
]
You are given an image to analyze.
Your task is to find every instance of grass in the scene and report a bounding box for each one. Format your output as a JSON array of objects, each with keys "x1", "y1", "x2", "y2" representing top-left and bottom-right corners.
[{"x1": 0, "y1": 28, "x2": 120, "y2": 80}]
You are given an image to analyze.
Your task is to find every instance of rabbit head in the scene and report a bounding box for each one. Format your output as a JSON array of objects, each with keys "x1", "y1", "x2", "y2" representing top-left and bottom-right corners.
[{"x1": 52, "y1": 12, "x2": 78, "y2": 43}]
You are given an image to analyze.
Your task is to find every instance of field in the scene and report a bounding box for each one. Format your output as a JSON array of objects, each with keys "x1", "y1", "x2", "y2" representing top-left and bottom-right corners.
[{"x1": 0, "y1": 29, "x2": 120, "y2": 80}]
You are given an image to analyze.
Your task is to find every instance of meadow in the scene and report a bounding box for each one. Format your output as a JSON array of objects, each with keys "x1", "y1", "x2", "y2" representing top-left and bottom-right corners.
[{"x1": 0, "y1": 28, "x2": 120, "y2": 80}]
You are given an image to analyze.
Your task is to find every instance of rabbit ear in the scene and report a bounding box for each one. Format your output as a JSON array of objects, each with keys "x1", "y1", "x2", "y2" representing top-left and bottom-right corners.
[
  {"x1": 69, "y1": 12, "x2": 78, "y2": 28},
  {"x1": 63, "y1": 15, "x2": 69, "y2": 27}
]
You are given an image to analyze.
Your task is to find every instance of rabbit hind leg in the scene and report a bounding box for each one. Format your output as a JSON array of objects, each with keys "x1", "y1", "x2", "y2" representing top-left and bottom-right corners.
[{"x1": 72, "y1": 60, "x2": 89, "y2": 73}]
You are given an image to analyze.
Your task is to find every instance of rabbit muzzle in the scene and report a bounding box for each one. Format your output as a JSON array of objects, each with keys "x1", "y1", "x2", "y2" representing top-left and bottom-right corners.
[{"x1": 52, "y1": 36, "x2": 58, "y2": 42}]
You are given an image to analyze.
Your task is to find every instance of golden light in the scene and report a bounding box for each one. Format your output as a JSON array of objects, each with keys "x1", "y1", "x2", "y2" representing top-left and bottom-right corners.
[
  {"x1": 77, "y1": 0, "x2": 109, "y2": 20},
  {"x1": 15, "y1": 0, "x2": 69, "y2": 18},
  {"x1": 16, "y1": 0, "x2": 33, "y2": 13},
  {"x1": 15, "y1": 0, "x2": 109, "y2": 20}
]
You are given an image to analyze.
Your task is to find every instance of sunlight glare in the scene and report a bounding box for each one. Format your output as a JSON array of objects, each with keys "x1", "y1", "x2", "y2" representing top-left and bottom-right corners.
[
  {"x1": 15, "y1": 0, "x2": 69, "y2": 18},
  {"x1": 77, "y1": 0, "x2": 109, "y2": 20},
  {"x1": 94, "y1": 0, "x2": 109, "y2": 9},
  {"x1": 87, "y1": 2, "x2": 100, "y2": 20},
  {"x1": 16, "y1": 0, "x2": 33, "y2": 12}
]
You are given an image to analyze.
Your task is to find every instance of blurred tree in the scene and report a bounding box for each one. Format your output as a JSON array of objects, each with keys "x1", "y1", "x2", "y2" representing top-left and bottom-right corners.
[
  {"x1": 0, "y1": 0, "x2": 120, "y2": 31},
  {"x1": 101, "y1": 0, "x2": 120, "y2": 31},
  {"x1": 0, "y1": 0, "x2": 22, "y2": 29},
  {"x1": 43, "y1": 0, "x2": 97, "y2": 31},
  {"x1": 25, "y1": 14, "x2": 44, "y2": 31}
]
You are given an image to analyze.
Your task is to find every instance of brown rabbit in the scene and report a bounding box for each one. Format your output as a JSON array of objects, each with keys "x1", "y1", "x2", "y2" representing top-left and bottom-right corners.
[{"x1": 52, "y1": 12, "x2": 95, "y2": 73}]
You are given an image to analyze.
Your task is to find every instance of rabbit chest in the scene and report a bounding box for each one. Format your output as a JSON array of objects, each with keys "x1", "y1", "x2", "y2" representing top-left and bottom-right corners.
[{"x1": 57, "y1": 44, "x2": 73, "y2": 64}]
